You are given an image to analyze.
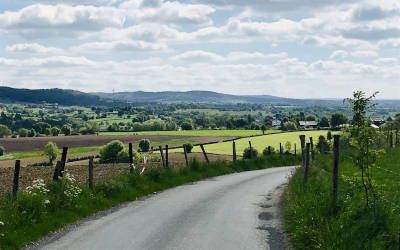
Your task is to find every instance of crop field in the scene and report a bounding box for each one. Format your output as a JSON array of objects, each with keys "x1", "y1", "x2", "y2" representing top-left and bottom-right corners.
[
  {"x1": 189, "y1": 130, "x2": 337, "y2": 155},
  {"x1": 100, "y1": 129, "x2": 279, "y2": 137},
  {"x1": 0, "y1": 134, "x2": 232, "y2": 153},
  {"x1": 0, "y1": 152, "x2": 231, "y2": 197}
]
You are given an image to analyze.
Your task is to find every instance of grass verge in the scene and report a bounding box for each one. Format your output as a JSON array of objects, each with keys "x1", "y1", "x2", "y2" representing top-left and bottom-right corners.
[
  {"x1": 282, "y1": 149, "x2": 400, "y2": 249},
  {"x1": 0, "y1": 155, "x2": 300, "y2": 249}
]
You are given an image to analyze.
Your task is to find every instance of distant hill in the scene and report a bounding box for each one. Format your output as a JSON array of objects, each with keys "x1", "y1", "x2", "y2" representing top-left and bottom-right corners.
[
  {"x1": 94, "y1": 90, "x2": 344, "y2": 106},
  {"x1": 0, "y1": 86, "x2": 108, "y2": 106},
  {"x1": 1, "y1": 86, "x2": 399, "y2": 107}
]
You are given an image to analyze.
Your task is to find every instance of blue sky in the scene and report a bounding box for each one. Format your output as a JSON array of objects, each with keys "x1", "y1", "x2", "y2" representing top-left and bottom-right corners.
[{"x1": 0, "y1": 0, "x2": 399, "y2": 98}]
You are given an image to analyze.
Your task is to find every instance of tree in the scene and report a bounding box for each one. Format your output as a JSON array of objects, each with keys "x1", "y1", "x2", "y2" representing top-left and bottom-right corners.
[
  {"x1": 107, "y1": 123, "x2": 119, "y2": 132},
  {"x1": 61, "y1": 125, "x2": 72, "y2": 136},
  {"x1": 99, "y1": 140, "x2": 125, "y2": 163},
  {"x1": 0, "y1": 124, "x2": 11, "y2": 138},
  {"x1": 34, "y1": 122, "x2": 50, "y2": 134},
  {"x1": 330, "y1": 113, "x2": 348, "y2": 129},
  {"x1": 43, "y1": 142, "x2": 59, "y2": 164},
  {"x1": 345, "y1": 90, "x2": 381, "y2": 207},
  {"x1": 319, "y1": 117, "x2": 330, "y2": 128},
  {"x1": 282, "y1": 121, "x2": 297, "y2": 131},
  {"x1": 181, "y1": 121, "x2": 193, "y2": 130},
  {"x1": 260, "y1": 124, "x2": 267, "y2": 135},
  {"x1": 80, "y1": 122, "x2": 99, "y2": 135},
  {"x1": 138, "y1": 139, "x2": 151, "y2": 152},
  {"x1": 51, "y1": 127, "x2": 60, "y2": 136},
  {"x1": 18, "y1": 128, "x2": 29, "y2": 138}
]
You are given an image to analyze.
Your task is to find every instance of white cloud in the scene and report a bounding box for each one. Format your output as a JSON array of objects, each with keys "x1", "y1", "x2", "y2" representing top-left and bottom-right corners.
[
  {"x1": 0, "y1": 4, "x2": 125, "y2": 37},
  {"x1": 5, "y1": 43, "x2": 63, "y2": 54},
  {"x1": 121, "y1": 1, "x2": 215, "y2": 25},
  {"x1": 172, "y1": 50, "x2": 224, "y2": 62}
]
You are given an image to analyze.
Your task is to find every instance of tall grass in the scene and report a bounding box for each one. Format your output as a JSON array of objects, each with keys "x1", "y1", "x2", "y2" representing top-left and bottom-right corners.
[
  {"x1": 283, "y1": 149, "x2": 400, "y2": 249},
  {"x1": 0, "y1": 154, "x2": 300, "y2": 249}
]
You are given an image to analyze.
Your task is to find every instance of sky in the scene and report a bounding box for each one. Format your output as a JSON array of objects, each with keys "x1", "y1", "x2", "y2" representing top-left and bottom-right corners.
[{"x1": 0, "y1": 0, "x2": 399, "y2": 98}]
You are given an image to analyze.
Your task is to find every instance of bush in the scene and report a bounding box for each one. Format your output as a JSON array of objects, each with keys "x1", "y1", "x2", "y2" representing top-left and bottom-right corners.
[
  {"x1": 138, "y1": 139, "x2": 150, "y2": 152},
  {"x1": 285, "y1": 141, "x2": 292, "y2": 152},
  {"x1": 0, "y1": 146, "x2": 4, "y2": 157},
  {"x1": 18, "y1": 128, "x2": 29, "y2": 137},
  {"x1": 43, "y1": 142, "x2": 59, "y2": 164},
  {"x1": 243, "y1": 147, "x2": 258, "y2": 159},
  {"x1": 183, "y1": 143, "x2": 193, "y2": 153},
  {"x1": 263, "y1": 146, "x2": 275, "y2": 156},
  {"x1": 61, "y1": 125, "x2": 72, "y2": 136},
  {"x1": 99, "y1": 140, "x2": 124, "y2": 163},
  {"x1": 28, "y1": 129, "x2": 36, "y2": 137}
]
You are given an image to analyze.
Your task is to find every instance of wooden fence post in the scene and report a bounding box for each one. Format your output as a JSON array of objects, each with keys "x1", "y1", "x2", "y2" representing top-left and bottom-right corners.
[
  {"x1": 12, "y1": 160, "x2": 21, "y2": 198},
  {"x1": 52, "y1": 161, "x2": 62, "y2": 181},
  {"x1": 279, "y1": 143, "x2": 283, "y2": 156},
  {"x1": 88, "y1": 157, "x2": 94, "y2": 190},
  {"x1": 299, "y1": 135, "x2": 306, "y2": 167},
  {"x1": 165, "y1": 145, "x2": 169, "y2": 169},
  {"x1": 232, "y1": 141, "x2": 237, "y2": 161},
  {"x1": 268, "y1": 146, "x2": 272, "y2": 154},
  {"x1": 60, "y1": 147, "x2": 68, "y2": 175},
  {"x1": 129, "y1": 143, "x2": 134, "y2": 172},
  {"x1": 294, "y1": 143, "x2": 297, "y2": 156},
  {"x1": 200, "y1": 144, "x2": 210, "y2": 164},
  {"x1": 332, "y1": 135, "x2": 340, "y2": 205},
  {"x1": 309, "y1": 137, "x2": 314, "y2": 159},
  {"x1": 183, "y1": 145, "x2": 189, "y2": 167},
  {"x1": 304, "y1": 143, "x2": 310, "y2": 182},
  {"x1": 159, "y1": 146, "x2": 166, "y2": 169}
]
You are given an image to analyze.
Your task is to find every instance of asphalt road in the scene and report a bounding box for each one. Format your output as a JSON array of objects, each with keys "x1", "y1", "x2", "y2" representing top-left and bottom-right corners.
[{"x1": 40, "y1": 167, "x2": 295, "y2": 250}]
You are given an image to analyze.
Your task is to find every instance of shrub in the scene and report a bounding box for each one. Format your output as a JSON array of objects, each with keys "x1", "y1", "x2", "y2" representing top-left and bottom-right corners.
[
  {"x1": 183, "y1": 143, "x2": 193, "y2": 153},
  {"x1": 327, "y1": 131, "x2": 333, "y2": 141},
  {"x1": 263, "y1": 146, "x2": 275, "y2": 156},
  {"x1": 243, "y1": 147, "x2": 258, "y2": 159},
  {"x1": 43, "y1": 142, "x2": 59, "y2": 164},
  {"x1": 0, "y1": 146, "x2": 5, "y2": 157},
  {"x1": 99, "y1": 140, "x2": 124, "y2": 163},
  {"x1": 316, "y1": 135, "x2": 330, "y2": 154},
  {"x1": 138, "y1": 139, "x2": 150, "y2": 152},
  {"x1": 18, "y1": 128, "x2": 29, "y2": 137},
  {"x1": 285, "y1": 141, "x2": 292, "y2": 152},
  {"x1": 28, "y1": 129, "x2": 36, "y2": 137}
]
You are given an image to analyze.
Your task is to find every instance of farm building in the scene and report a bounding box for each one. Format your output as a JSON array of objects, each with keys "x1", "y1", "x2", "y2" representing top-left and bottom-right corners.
[{"x1": 299, "y1": 121, "x2": 318, "y2": 130}]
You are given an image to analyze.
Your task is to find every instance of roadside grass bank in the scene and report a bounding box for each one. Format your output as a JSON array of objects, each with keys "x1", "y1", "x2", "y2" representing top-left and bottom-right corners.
[
  {"x1": 283, "y1": 148, "x2": 400, "y2": 249},
  {"x1": 0, "y1": 155, "x2": 300, "y2": 249}
]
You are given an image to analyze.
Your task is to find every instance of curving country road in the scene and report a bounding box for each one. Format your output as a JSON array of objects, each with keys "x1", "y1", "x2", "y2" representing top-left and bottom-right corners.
[{"x1": 38, "y1": 167, "x2": 295, "y2": 250}]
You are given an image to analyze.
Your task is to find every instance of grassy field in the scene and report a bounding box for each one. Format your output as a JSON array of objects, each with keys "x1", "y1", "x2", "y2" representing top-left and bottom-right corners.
[
  {"x1": 100, "y1": 129, "x2": 279, "y2": 137},
  {"x1": 189, "y1": 130, "x2": 336, "y2": 155},
  {"x1": 283, "y1": 147, "x2": 400, "y2": 249}
]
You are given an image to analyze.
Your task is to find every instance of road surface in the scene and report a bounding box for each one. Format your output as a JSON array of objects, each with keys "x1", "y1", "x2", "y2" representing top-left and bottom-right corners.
[{"x1": 38, "y1": 167, "x2": 295, "y2": 250}]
